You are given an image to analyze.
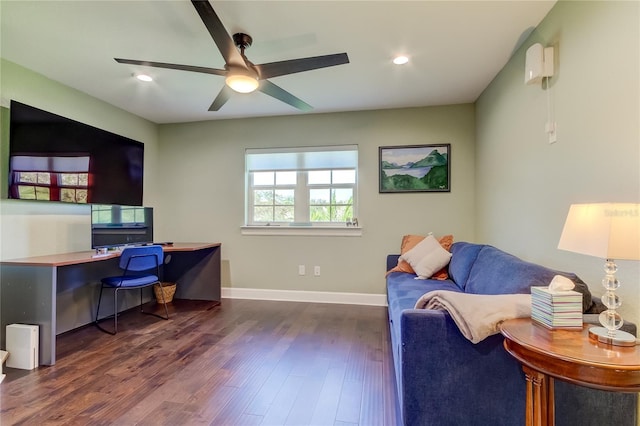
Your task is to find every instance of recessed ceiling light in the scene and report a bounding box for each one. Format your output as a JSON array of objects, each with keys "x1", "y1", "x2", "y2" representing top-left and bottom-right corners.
[
  {"x1": 134, "y1": 73, "x2": 153, "y2": 82},
  {"x1": 393, "y1": 56, "x2": 409, "y2": 65}
]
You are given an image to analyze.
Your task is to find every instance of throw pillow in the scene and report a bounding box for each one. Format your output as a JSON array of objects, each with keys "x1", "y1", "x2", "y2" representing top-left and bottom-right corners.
[
  {"x1": 387, "y1": 234, "x2": 453, "y2": 279},
  {"x1": 399, "y1": 235, "x2": 453, "y2": 279}
]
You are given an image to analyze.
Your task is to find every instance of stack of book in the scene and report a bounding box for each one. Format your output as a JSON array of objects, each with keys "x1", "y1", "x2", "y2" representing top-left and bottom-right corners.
[{"x1": 531, "y1": 286, "x2": 583, "y2": 329}]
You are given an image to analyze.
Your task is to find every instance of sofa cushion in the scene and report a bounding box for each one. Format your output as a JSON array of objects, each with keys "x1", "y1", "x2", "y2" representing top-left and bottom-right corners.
[
  {"x1": 400, "y1": 235, "x2": 452, "y2": 279},
  {"x1": 465, "y1": 245, "x2": 593, "y2": 312},
  {"x1": 387, "y1": 234, "x2": 453, "y2": 279},
  {"x1": 387, "y1": 272, "x2": 462, "y2": 307},
  {"x1": 448, "y1": 242, "x2": 484, "y2": 290},
  {"x1": 386, "y1": 272, "x2": 462, "y2": 333},
  {"x1": 466, "y1": 246, "x2": 553, "y2": 295}
]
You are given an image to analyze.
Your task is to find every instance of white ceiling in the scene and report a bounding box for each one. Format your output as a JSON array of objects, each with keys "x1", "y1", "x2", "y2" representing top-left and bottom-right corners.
[{"x1": 1, "y1": 0, "x2": 556, "y2": 124}]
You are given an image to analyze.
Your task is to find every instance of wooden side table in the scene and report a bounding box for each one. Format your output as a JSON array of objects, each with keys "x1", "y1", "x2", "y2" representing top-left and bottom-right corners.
[{"x1": 500, "y1": 318, "x2": 640, "y2": 426}]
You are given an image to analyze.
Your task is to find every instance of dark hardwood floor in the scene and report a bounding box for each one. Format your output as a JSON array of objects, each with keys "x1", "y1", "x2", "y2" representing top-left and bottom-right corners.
[{"x1": 1, "y1": 298, "x2": 400, "y2": 426}]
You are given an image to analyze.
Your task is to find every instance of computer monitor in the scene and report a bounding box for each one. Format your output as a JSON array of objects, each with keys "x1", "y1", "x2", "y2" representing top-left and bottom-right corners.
[{"x1": 91, "y1": 205, "x2": 153, "y2": 249}]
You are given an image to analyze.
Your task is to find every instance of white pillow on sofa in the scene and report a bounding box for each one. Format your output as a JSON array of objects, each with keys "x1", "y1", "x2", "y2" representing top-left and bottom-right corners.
[{"x1": 399, "y1": 234, "x2": 453, "y2": 279}]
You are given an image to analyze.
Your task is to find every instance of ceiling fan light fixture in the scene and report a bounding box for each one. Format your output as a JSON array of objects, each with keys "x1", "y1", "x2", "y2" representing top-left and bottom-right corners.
[{"x1": 225, "y1": 73, "x2": 259, "y2": 93}]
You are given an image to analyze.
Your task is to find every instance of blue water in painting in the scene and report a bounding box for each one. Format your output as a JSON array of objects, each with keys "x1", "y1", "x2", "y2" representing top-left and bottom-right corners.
[{"x1": 384, "y1": 166, "x2": 432, "y2": 178}]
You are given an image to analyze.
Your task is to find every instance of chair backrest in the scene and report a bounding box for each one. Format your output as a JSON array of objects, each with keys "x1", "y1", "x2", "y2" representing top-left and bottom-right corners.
[{"x1": 118, "y1": 246, "x2": 163, "y2": 272}]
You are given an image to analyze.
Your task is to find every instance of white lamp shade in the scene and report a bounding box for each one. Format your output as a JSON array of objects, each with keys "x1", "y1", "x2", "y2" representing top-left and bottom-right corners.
[{"x1": 558, "y1": 203, "x2": 640, "y2": 260}]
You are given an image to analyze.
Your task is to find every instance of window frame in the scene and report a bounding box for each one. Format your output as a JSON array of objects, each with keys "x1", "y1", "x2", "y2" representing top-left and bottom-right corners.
[{"x1": 245, "y1": 145, "x2": 359, "y2": 229}]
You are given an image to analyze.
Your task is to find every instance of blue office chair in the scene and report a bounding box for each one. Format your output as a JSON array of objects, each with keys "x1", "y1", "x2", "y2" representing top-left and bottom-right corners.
[{"x1": 94, "y1": 245, "x2": 169, "y2": 334}]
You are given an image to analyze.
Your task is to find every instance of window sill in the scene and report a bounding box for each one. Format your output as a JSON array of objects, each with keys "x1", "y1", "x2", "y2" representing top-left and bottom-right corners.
[{"x1": 241, "y1": 225, "x2": 362, "y2": 237}]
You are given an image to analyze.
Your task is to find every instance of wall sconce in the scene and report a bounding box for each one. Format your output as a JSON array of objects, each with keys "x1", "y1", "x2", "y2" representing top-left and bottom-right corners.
[
  {"x1": 525, "y1": 43, "x2": 556, "y2": 143},
  {"x1": 525, "y1": 43, "x2": 554, "y2": 85}
]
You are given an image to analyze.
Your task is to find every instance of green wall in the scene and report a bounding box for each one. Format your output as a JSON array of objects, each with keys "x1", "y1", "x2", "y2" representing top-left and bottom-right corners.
[
  {"x1": 156, "y1": 105, "x2": 476, "y2": 295},
  {"x1": 476, "y1": 0, "x2": 639, "y2": 325}
]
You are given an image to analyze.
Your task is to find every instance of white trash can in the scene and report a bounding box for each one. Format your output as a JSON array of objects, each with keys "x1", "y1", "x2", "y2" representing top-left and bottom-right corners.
[{"x1": 6, "y1": 324, "x2": 39, "y2": 370}]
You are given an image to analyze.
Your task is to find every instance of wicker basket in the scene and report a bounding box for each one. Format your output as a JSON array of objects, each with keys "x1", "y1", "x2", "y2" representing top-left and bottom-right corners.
[{"x1": 154, "y1": 282, "x2": 177, "y2": 304}]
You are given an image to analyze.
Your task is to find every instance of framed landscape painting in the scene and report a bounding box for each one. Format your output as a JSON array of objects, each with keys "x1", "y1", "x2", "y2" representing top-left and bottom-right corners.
[{"x1": 379, "y1": 144, "x2": 450, "y2": 193}]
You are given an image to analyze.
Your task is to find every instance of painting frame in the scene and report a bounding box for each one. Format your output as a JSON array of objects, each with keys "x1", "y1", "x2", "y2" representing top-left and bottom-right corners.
[{"x1": 379, "y1": 144, "x2": 451, "y2": 193}]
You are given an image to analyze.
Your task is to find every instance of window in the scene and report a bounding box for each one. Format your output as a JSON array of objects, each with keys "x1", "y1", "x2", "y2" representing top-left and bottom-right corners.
[
  {"x1": 9, "y1": 155, "x2": 91, "y2": 203},
  {"x1": 246, "y1": 145, "x2": 358, "y2": 226},
  {"x1": 92, "y1": 205, "x2": 147, "y2": 224}
]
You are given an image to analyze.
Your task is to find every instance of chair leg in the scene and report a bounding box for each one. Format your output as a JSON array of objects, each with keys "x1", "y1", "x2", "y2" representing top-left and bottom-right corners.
[
  {"x1": 95, "y1": 285, "x2": 116, "y2": 335},
  {"x1": 141, "y1": 283, "x2": 170, "y2": 321},
  {"x1": 114, "y1": 288, "x2": 119, "y2": 334},
  {"x1": 159, "y1": 283, "x2": 170, "y2": 320},
  {"x1": 95, "y1": 285, "x2": 105, "y2": 324}
]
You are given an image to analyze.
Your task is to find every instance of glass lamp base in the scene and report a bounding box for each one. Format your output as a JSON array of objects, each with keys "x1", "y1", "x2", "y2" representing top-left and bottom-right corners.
[{"x1": 588, "y1": 326, "x2": 637, "y2": 347}]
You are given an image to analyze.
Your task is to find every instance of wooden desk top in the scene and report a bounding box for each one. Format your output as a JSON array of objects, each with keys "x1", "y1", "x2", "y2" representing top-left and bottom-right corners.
[
  {"x1": 0, "y1": 243, "x2": 221, "y2": 267},
  {"x1": 500, "y1": 318, "x2": 640, "y2": 392}
]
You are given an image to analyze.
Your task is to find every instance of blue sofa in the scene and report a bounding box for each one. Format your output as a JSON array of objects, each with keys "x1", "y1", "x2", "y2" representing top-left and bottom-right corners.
[{"x1": 386, "y1": 241, "x2": 637, "y2": 426}]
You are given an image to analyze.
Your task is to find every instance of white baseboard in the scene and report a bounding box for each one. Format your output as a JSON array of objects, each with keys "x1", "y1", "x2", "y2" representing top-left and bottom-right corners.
[{"x1": 221, "y1": 287, "x2": 387, "y2": 307}]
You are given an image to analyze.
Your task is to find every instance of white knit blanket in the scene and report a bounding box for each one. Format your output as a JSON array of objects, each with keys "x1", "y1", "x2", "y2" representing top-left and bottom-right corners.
[{"x1": 414, "y1": 290, "x2": 532, "y2": 344}]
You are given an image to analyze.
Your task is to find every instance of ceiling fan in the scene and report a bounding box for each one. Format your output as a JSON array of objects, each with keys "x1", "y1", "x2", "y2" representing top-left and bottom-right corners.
[{"x1": 115, "y1": 0, "x2": 350, "y2": 112}]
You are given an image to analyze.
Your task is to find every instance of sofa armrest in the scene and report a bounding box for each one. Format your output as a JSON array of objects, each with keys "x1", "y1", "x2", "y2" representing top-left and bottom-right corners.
[{"x1": 399, "y1": 309, "x2": 525, "y2": 425}]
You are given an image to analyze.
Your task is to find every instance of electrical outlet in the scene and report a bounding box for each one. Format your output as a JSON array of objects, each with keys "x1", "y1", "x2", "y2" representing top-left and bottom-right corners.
[
  {"x1": 298, "y1": 265, "x2": 305, "y2": 276},
  {"x1": 314, "y1": 266, "x2": 321, "y2": 276}
]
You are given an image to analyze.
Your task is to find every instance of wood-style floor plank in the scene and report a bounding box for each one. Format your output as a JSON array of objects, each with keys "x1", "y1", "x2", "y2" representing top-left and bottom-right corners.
[{"x1": 1, "y1": 298, "x2": 399, "y2": 425}]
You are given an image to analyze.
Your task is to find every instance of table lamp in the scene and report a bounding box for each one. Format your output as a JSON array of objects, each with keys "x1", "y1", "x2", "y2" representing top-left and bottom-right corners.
[{"x1": 558, "y1": 203, "x2": 640, "y2": 346}]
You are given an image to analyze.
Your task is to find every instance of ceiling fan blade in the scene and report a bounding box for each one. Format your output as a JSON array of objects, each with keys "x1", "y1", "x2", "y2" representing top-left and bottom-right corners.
[
  {"x1": 256, "y1": 53, "x2": 349, "y2": 80},
  {"x1": 259, "y1": 80, "x2": 313, "y2": 111},
  {"x1": 209, "y1": 85, "x2": 233, "y2": 111},
  {"x1": 190, "y1": 0, "x2": 246, "y2": 67},
  {"x1": 115, "y1": 58, "x2": 226, "y2": 76}
]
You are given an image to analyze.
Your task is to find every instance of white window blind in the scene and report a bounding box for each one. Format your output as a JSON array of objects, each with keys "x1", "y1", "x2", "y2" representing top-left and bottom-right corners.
[{"x1": 246, "y1": 145, "x2": 358, "y2": 172}]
